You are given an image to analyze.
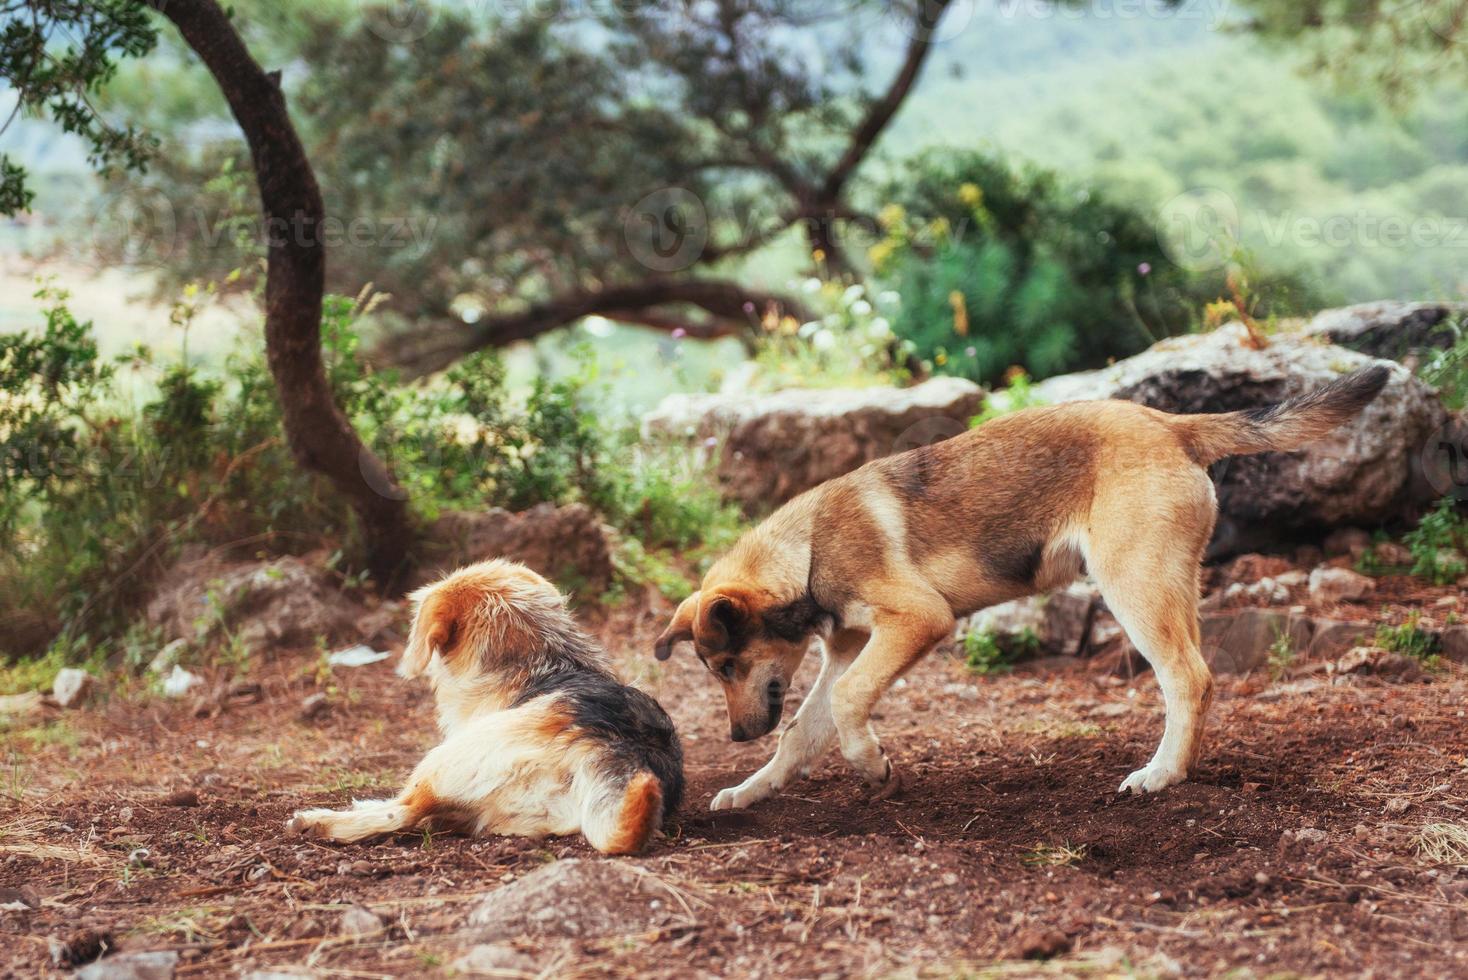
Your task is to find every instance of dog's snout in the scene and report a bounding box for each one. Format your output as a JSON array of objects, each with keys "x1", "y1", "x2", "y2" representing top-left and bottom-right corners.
[{"x1": 730, "y1": 724, "x2": 751, "y2": 742}]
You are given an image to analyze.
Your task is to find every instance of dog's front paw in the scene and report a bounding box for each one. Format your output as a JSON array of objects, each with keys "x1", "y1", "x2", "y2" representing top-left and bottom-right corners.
[
  {"x1": 1118, "y1": 764, "x2": 1186, "y2": 795},
  {"x1": 710, "y1": 782, "x2": 768, "y2": 812}
]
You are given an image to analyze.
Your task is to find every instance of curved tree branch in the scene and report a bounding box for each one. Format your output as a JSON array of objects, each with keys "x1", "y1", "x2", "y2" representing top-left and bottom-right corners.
[
  {"x1": 818, "y1": 0, "x2": 955, "y2": 203},
  {"x1": 382, "y1": 277, "x2": 811, "y2": 377},
  {"x1": 149, "y1": 0, "x2": 412, "y2": 587}
]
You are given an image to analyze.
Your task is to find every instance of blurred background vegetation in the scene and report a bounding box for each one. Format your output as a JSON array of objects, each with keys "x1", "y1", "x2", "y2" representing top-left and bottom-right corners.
[{"x1": 2, "y1": 0, "x2": 1466, "y2": 666}]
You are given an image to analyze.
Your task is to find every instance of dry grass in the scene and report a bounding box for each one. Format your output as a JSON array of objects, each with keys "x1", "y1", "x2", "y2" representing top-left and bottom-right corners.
[
  {"x1": 1020, "y1": 841, "x2": 1088, "y2": 867},
  {"x1": 1415, "y1": 822, "x2": 1468, "y2": 865}
]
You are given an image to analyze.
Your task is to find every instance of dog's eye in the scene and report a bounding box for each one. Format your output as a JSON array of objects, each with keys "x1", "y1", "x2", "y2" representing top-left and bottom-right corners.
[{"x1": 719, "y1": 660, "x2": 736, "y2": 680}]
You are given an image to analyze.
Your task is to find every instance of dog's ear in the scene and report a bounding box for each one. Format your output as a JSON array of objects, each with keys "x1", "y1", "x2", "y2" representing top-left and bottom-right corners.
[
  {"x1": 653, "y1": 591, "x2": 699, "y2": 661},
  {"x1": 694, "y1": 590, "x2": 745, "y2": 654},
  {"x1": 399, "y1": 586, "x2": 459, "y2": 679}
]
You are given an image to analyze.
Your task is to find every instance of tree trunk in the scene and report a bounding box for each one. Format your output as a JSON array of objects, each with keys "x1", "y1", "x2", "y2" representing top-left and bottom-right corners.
[{"x1": 150, "y1": 0, "x2": 412, "y2": 588}]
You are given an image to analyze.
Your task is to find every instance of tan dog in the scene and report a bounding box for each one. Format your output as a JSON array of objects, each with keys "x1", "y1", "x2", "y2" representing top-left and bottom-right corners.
[
  {"x1": 655, "y1": 368, "x2": 1389, "y2": 810},
  {"x1": 290, "y1": 560, "x2": 683, "y2": 853}
]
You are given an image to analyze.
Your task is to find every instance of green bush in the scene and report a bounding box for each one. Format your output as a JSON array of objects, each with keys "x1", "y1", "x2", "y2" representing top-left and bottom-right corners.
[
  {"x1": 1403, "y1": 498, "x2": 1468, "y2": 586},
  {"x1": 0, "y1": 285, "x2": 736, "y2": 661},
  {"x1": 873, "y1": 150, "x2": 1319, "y2": 385}
]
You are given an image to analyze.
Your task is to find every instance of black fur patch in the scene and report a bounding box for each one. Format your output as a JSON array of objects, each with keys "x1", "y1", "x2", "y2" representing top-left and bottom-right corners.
[
  {"x1": 887, "y1": 446, "x2": 937, "y2": 501},
  {"x1": 762, "y1": 592, "x2": 832, "y2": 642},
  {"x1": 514, "y1": 668, "x2": 685, "y2": 821},
  {"x1": 983, "y1": 540, "x2": 1045, "y2": 586}
]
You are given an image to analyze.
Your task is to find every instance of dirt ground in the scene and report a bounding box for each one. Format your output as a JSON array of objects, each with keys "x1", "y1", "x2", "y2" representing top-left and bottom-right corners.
[{"x1": 4, "y1": 566, "x2": 1468, "y2": 979}]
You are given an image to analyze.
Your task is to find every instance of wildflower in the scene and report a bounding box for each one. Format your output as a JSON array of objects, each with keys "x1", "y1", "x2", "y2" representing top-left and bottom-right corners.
[
  {"x1": 1137, "y1": 262, "x2": 1151, "y2": 276},
  {"x1": 703, "y1": 436, "x2": 718, "y2": 449},
  {"x1": 958, "y1": 183, "x2": 982, "y2": 207},
  {"x1": 877, "y1": 202, "x2": 906, "y2": 230},
  {"x1": 671, "y1": 327, "x2": 687, "y2": 339}
]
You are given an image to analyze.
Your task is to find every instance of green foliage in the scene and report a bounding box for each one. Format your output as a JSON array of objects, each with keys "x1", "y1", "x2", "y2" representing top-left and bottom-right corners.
[
  {"x1": 746, "y1": 281, "x2": 911, "y2": 392},
  {"x1": 873, "y1": 150, "x2": 1317, "y2": 385},
  {"x1": 0, "y1": 283, "x2": 738, "y2": 661},
  {"x1": 1268, "y1": 629, "x2": 1296, "y2": 681},
  {"x1": 971, "y1": 369, "x2": 1043, "y2": 427},
  {"x1": 1421, "y1": 313, "x2": 1468, "y2": 412},
  {"x1": 963, "y1": 627, "x2": 1039, "y2": 675},
  {"x1": 1403, "y1": 499, "x2": 1468, "y2": 586},
  {"x1": 0, "y1": 1, "x2": 160, "y2": 214},
  {"x1": 1375, "y1": 612, "x2": 1440, "y2": 664}
]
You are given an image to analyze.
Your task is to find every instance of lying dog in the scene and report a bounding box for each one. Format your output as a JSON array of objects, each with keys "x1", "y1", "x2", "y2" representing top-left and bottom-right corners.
[
  {"x1": 655, "y1": 367, "x2": 1389, "y2": 810},
  {"x1": 290, "y1": 560, "x2": 683, "y2": 853}
]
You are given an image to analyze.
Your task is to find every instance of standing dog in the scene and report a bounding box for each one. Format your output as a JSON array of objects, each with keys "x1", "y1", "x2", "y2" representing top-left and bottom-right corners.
[
  {"x1": 290, "y1": 560, "x2": 683, "y2": 853},
  {"x1": 655, "y1": 368, "x2": 1389, "y2": 810}
]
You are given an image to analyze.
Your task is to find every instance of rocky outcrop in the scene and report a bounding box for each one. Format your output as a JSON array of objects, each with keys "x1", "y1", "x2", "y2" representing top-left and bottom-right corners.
[
  {"x1": 146, "y1": 549, "x2": 375, "y2": 653},
  {"x1": 1031, "y1": 321, "x2": 1447, "y2": 555},
  {"x1": 1300, "y1": 301, "x2": 1461, "y2": 363},
  {"x1": 641, "y1": 376, "x2": 983, "y2": 508},
  {"x1": 466, "y1": 859, "x2": 687, "y2": 942},
  {"x1": 413, "y1": 503, "x2": 613, "y2": 593}
]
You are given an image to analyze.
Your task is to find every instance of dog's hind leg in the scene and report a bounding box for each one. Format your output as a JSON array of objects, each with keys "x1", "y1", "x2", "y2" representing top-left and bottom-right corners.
[
  {"x1": 288, "y1": 780, "x2": 440, "y2": 843},
  {"x1": 711, "y1": 629, "x2": 866, "y2": 811},
  {"x1": 1087, "y1": 470, "x2": 1216, "y2": 795}
]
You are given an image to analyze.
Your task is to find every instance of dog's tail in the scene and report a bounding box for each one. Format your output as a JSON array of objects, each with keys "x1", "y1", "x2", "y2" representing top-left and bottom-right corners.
[
  {"x1": 585, "y1": 771, "x2": 664, "y2": 855},
  {"x1": 1174, "y1": 366, "x2": 1390, "y2": 466}
]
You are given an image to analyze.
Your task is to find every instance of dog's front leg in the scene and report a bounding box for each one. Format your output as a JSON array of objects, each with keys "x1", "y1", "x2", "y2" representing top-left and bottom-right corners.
[
  {"x1": 711, "y1": 630, "x2": 865, "y2": 811},
  {"x1": 830, "y1": 600, "x2": 952, "y2": 795}
]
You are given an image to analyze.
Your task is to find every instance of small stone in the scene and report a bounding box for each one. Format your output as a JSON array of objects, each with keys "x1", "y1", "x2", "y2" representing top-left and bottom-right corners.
[
  {"x1": 148, "y1": 638, "x2": 189, "y2": 674},
  {"x1": 0, "y1": 691, "x2": 44, "y2": 720},
  {"x1": 1015, "y1": 927, "x2": 1071, "y2": 960},
  {"x1": 1308, "y1": 567, "x2": 1375, "y2": 605},
  {"x1": 74, "y1": 950, "x2": 179, "y2": 980},
  {"x1": 161, "y1": 666, "x2": 203, "y2": 698},
  {"x1": 53, "y1": 668, "x2": 98, "y2": 708},
  {"x1": 1372, "y1": 542, "x2": 1414, "y2": 567},
  {"x1": 339, "y1": 905, "x2": 382, "y2": 937},
  {"x1": 1274, "y1": 570, "x2": 1307, "y2": 588},
  {"x1": 349, "y1": 859, "x2": 374, "y2": 877},
  {"x1": 1294, "y1": 827, "x2": 1327, "y2": 846},
  {"x1": 1440, "y1": 626, "x2": 1468, "y2": 664},
  {"x1": 1323, "y1": 528, "x2": 1371, "y2": 558},
  {"x1": 158, "y1": 789, "x2": 200, "y2": 808},
  {"x1": 0, "y1": 885, "x2": 40, "y2": 912},
  {"x1": 452, "y1": 943, "x2": 537, "y2": 975},
  {"x1": 299, "y1": 693, "x2": 329, "y2": 721}
]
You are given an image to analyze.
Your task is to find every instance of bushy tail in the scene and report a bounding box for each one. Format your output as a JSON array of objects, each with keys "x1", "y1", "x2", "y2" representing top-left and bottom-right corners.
[
  {"x1": 1176, "y1": 366, "x2": 1391, "y2": 466},
  {"x1": 584, "y1": 771, "x2": 663, "y2": 855}
]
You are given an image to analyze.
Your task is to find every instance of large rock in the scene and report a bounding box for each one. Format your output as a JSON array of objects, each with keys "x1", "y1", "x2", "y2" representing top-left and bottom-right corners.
[
  {"x1": 465, "y1": 859, "x2": 686, "y2": 942},
  {"x1": 1031, "y1": 321, "x2": 1447, "y2": 555},
  {"x1": 962, "y1": 583, "x2": 1098, "y2": 657},
  {"x1": 641, "y1": 376, "x2": 984, "y2": 508},
  {"x1": 147, "y1": 550, "x2": 370, "y2": 652},
  {"x1": 414, "y1": 503, "x2": 613, "y2": 593},
  {"x1": 1201, "y1": 608, "x2": 1314, "y2": 675},
  {"x1": 1300, "y1": 301, "x2": 1461, "y2": 363}
]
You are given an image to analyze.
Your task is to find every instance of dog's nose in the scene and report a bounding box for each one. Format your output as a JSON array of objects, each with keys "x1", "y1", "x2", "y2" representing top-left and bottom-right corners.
[{"x1": 730, "y1": 725, "x2": 750, "y2": 742}]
